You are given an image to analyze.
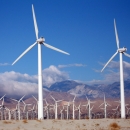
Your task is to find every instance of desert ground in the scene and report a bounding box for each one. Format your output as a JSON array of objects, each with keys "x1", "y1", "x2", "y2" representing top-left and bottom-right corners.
[{"x1": 0, "y1": 119, "x2": 130, "y2": 130}]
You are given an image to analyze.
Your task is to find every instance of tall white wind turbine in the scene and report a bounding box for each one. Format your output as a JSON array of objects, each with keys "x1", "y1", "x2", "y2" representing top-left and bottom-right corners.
[
  {"x1": 101, "y1": 19, "x2": 130, "y2": 119},
  {"x1": 12, "y1": 5, "x2": 70, "y2": 119}
]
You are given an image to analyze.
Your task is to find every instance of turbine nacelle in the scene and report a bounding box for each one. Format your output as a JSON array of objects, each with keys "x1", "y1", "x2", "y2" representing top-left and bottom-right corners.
[
  {"x1": 118, "y1": 47, "x2": 127, "y2": 53},
  {"x1": 37, "y1": 37, "x2": 45, "y2": 44}
]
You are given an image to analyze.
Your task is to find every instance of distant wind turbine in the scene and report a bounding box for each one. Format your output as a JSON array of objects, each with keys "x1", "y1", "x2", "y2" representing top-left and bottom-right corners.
[
  {"x1": 5, "y1": 107, "x2": 11, "y2": 120},
  {"x1": 99, "y1": 94, "x2": 111, "y2": 118},
  {"x1": 11, "y1": 95, "x2": 25, "y2": 120},
  {"x1": 12, "y1": 4, "x2": 69, "y2": 120},
  {"x1": 43, "y1": 98, "x2": 50, "y2": 119},
  {"x1": 101, "y1": 19, "x2": 130, "y2": 118},
  {"x1": 75, "y1": 102, "x2": 81, "y2": 120},
  {"x1": 51, "y1": 95, "x2": 62, "y2": 119},
  {"x1": 71, "y1": 95, "x2": 76, "y2": 120},
  {"x1": 82, "y1": 96, "x2": 95, "y2": 119}
]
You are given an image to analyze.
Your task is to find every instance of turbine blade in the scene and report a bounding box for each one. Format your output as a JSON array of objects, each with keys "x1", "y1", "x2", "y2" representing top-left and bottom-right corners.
[
  {"x1": 44, "y1": 99, "x2": 47, "y2": 105},
  {"x1": 86, "y1": 96, "x2": 88, "y2": 101},
  {"x1": 2, "y1": 98, "x2": 4, "y2": 106},
  {"x1": 73, "y1": 95, "x2": 76, "y2": 101},
  {"x1": 90, "y1": 101, "x2": 95, "y2": 103},
  {"x1": 57, "y1": 100, "x2": 62, "y2": 103},
  {"x1": 123, "y1": 52, "x2": 130, "y2": 58},
  {"x1": 32, "y1": 95, "x2": 38, "y2": 101},
  {"x1": 12, "y1": 42, "x2": 37, "y2": 65},
  {"x1": 99, "y1": 103, "x2": 104, "y2": 107},
  {"x1": 91, "y1": 105, "x2": 94, "y2": 110},
  {"x1": 19, "y1": 95, "x2": 25, "y2": 102},
  {"x1": 50, "y1": 95, "x2": 55, "y2": 101},
  {"x1": 11, "y1": 98, "x2": 18, "y2": 102},
  {"x1": 22, "y1": 100, "x2": 25, "y2": 105},
  {"x1": 101, "y1": 51, "x2": 118, "y2": 72},
  {"x1": 114, "y1": 19, "x2": 119, "y2": 49},
  {"x1": 0, "y1": 94, "x2": 6, "y2": 101},
  {"x1": 104, "y1": 93, "x2": 105, "y2": 102},
  {"x1": 43, "y1": 43, "x2": 70, "y2": 55},
  {"x1": 32, "y1": 4, "x2": 38, "y2": 39}
]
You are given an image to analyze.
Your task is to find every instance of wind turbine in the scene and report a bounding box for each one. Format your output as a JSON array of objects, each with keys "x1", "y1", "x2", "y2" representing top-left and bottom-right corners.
[
  {"x1": 50, "y1": 95, "x2": 62, "y2": 119},
  {"x1": 22, "y1": 100, "x2": 32, "y2": 112},
  {"x1": 66, "y1": 101, "x2": 71, "y2": 120},
  {"x1": 112, "y1": 104, "x2": 120, "y2": 118},
  {"x1": 101, "y1": 19, "x2": 130, "y2": 119},
  {"x1": 0, "y1": 94, "x2": 6, "y2": 101},
  {"x1": 0, "y1": 94, "x2": 6, "y2": 120},
  {"x1": 86, "y1": 96, "x2": 95, "y2": 119},
  {"x1": 11, "y1": 95, "x2": 25, "y2": 120},
  {"x1": 28, "y1": 104, "x2": 36, "y2": 119},
  {"x1": 71, "y1": 95, "x2": 76, "y2": 120},
  {"x1": 43, "y1": 98, "x2": 50, "y2": 119},
  {"x1": 32, "y1": 95, "x2": 38, "y2": 112},
  {"x1": 99, "y1": 93, "x2": 111, "y2": 118},
  {"x1": 75, "y1": 102, "x2": 82, "y2": 120},
  {"x1": 22, "y1": 100, "x2": 32, "y2": 120},
  {"x1": 12, "y1": 4, "x2": 69, "y2": 120},
  {"x1": 5, "y1": 107, "x2": 11, "y2": 120},
  {"x1": 12, "y1": 104, "x2": 18, "y2": 120},
  {"x1": 59, "y1": 106, "x2": 64, "y2": 120}
]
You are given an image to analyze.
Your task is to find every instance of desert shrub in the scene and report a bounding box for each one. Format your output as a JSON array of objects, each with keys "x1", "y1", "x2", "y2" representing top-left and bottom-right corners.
[
  {"x1": 23, "y1": 120, "x2": 28, "y2": 123},
  {"x1": 3, "y1": 120, "x2": 12, "y2": 124},
  {"x1": 109, "y1": 122, "x2": 120, "y2": 130}
]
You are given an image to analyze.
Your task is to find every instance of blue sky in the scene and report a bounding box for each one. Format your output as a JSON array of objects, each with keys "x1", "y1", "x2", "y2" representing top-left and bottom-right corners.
[{"x1": 0, "y1": 0, "x2": 130, "y2": 96}]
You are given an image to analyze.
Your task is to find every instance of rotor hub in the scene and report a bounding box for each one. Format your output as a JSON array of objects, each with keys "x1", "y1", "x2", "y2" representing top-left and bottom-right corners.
[
  {"x1": 37, "y1": 37, "x2": 45, "y2": 44},
  {"x1": 118, "y1": 47, "x2": 127, "y2": 53}
]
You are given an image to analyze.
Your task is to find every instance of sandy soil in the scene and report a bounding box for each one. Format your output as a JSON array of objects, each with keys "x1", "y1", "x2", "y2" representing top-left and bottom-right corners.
[{"x1": 0, "y1": 119, "x2": 130, "y2": 130}]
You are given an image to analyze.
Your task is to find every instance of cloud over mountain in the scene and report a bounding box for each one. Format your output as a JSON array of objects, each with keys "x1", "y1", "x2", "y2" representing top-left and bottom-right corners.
[{"x1": 0, "y1": 65, "x2": 69, "y2": 97}]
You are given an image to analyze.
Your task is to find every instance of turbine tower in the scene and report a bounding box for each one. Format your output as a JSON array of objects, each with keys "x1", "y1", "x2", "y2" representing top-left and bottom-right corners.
[
  {"x1": 12, "y1": 5, "x2": 70, "y2": 119},
  {"x1": 101, "y1": 19, "x2": 130, "y2": 118}
]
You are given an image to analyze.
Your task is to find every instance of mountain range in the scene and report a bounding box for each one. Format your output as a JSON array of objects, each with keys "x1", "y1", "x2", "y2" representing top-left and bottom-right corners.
[{"x1": 45, "y1": 79, "x2": 130, "y2": 99}]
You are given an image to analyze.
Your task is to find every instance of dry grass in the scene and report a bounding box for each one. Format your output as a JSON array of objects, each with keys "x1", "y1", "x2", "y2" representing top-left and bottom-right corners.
[
  {"x1": 23, "y1": 119, "x2": 28, "y2": 123},
  {"x1": 3, "y1": 120, "x2": 12, "y2": 124},
  {"x1": 109, "y1": 122, "x2": 120, "y2": 130}
]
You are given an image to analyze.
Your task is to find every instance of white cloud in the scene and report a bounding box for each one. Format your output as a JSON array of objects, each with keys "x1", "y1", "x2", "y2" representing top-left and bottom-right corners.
[
  {"x1": 42, "y1": 65, "x2": 69, "y2": 87},
  {"x1": 0, "y1": 65, "x2": 69, "y2": 98},
  {"x1": 58, "y1": 63, "x2": 86, "y2": 68},
  {"x1": 0, "y1": 63, "x2": 10, "y2": 66},
  {"x1": 87, "y1": 60, "x2": 130, "y2": 85}
]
